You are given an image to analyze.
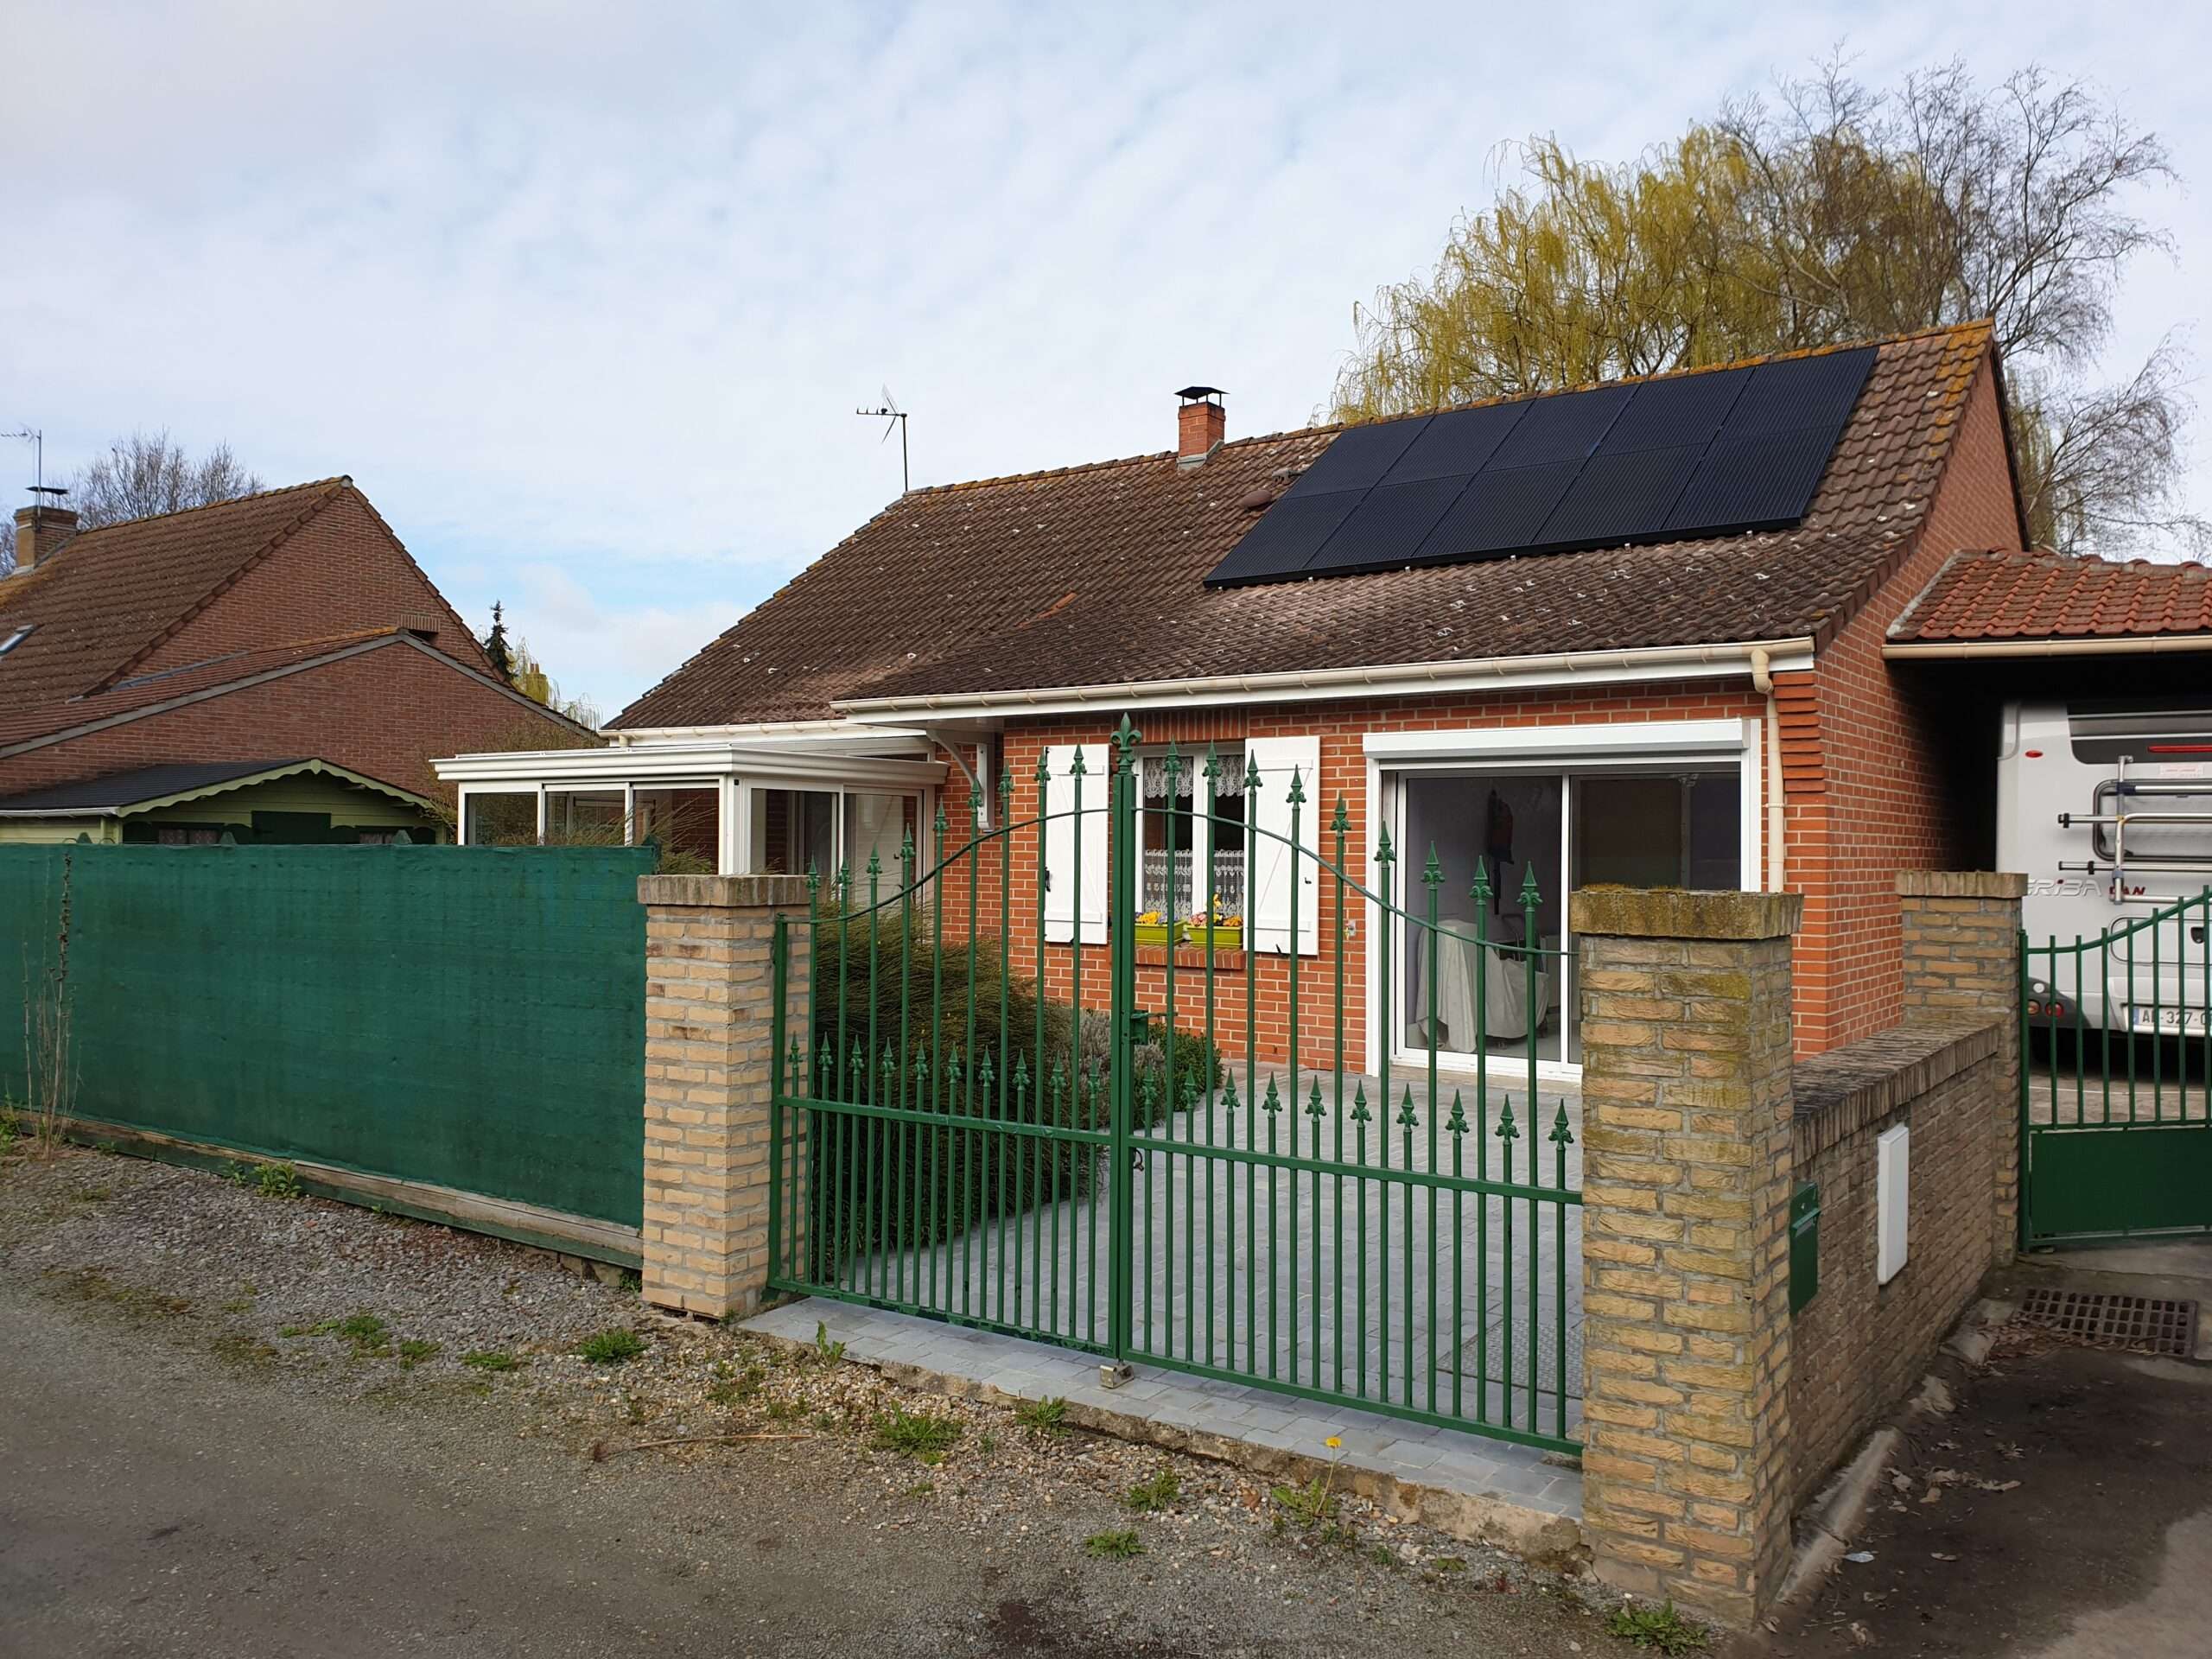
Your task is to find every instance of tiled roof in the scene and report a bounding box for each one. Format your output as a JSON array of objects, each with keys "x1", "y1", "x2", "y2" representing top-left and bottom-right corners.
[
  {"x1": 0, "y1": 759, "x2": 313, "y2": 812},
  {"x1": 0, "y1": 630, "x2": 397, "y2": 750},
  {"x1": 1889, "y1": 548, "x2": 2212, "y2": 643},
  {"x1": 0, "y1": 480, "x2": 351, "y2": 709},
  {"x1": 613, "y1": 322, "x2": 1997, "y2": 729}
]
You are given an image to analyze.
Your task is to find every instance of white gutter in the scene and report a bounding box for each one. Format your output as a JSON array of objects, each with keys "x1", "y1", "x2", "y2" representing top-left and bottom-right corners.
[
  {"x1": 835, "y1": 638, "x2": 1817, "y2": 722},
  {"x1": 1885, "y1": 636, "x2": 2212, "y2": 661}
]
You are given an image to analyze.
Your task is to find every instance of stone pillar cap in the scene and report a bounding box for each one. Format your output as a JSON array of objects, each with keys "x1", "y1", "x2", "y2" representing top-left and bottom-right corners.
[
  {"x1": 1568, "y1": 887, "x2": 1802, "y2": 941},
  {"x1": 1896, "y1": 870, "x2": 2028, "y2": 899},
  {"x1": 639, "y1": 873, "x2": 814, "y2": 908}
]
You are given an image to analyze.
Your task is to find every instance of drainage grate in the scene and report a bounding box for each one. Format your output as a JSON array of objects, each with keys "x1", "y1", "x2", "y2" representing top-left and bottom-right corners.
[{"x1": 2016, "y1": 1287, "x2": 2198, "y2": 1357}]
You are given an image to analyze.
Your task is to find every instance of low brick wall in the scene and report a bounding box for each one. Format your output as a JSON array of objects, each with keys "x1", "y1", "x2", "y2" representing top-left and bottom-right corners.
[{"x1": 1786, "y1": 1019, "x2": 2003, "y2": 1506}]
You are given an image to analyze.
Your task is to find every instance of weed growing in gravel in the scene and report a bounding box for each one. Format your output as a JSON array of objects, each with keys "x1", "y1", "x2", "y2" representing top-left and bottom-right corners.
[
  {"x1": 461, "y1": 1350, "x2": 523, "y2": 1373},
  {"x1": 326, "y1": 1313, "x2": 391, "y2": 1357},
  {"x1": 764, "y1": 1399, "x2": 804, "y2": 1423},
  {"x1": 211, "y1": 1332, "x2": 282, "y2": 1370},
  {"x1": 709, "y1": 1363, "x2": 767, "y2": 1406},
  {"x1": 1606, "y1": 1601, "x2": 1705, "y2": 1654},
  {"x1": 1084, "y1": 1529, "x2": 1145, "y2": 1560},
  {"x1": 1270, "y1": 1475, "x2": 1338, "y2": 1531},
  {"x1": 1014, "y1": 1396, "x2": 1070, "y2": 1436},
  {"x1": 576, "y1": 1328, "x2": 646, "y2": 1365},
  {"x1": 48, "y1": 1268, "x2": 189, "y2": 1320},
  {"x1": 812, "y1": 1321, "x2": 846, "y2": 1364},
  {"x1": 219, "y1": 1283, "x2": 258, "y2": 1313},
  {"x1": 0, "y1": 1105, "x2": 17, "y2": 1156},
  {"x1": 869, "y1": 1405, "x2": 963, "y2": 1464},
  {"x1": 1123, "y1": 1467, "x2": 1180, "y2": 1513},
  {"x1": 1430, "y1": 1555, "x2": 1467, "y2": 1573},
  {"x1": 397, "y1": 1339, "x2": 439, "y2": 1368},
  {"x1": 228, "y1": 1160, "x2": 299, "y2": 1198}
]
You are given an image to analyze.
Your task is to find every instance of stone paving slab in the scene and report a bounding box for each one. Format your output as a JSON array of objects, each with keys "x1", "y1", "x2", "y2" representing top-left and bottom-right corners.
[{"x1": 741, "y1": 1295, "x2": 1585, "y2": 1560}]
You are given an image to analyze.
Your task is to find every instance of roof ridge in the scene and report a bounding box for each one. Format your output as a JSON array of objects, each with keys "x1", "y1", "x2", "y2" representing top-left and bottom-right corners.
[
  {"x1": 59, "y1": 475, "x2": 353, "y2": 539},
  {"x1": 903, "y1": 321, "x2": 1995, "y2": 500},
  {"x1": 83, "y1": 480, "x2": 353, "y2": 694}
]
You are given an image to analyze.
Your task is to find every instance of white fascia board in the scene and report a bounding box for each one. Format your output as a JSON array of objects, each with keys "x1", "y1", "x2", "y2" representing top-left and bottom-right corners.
[
  {"x1": 1364, "y1": 717, "x2": 1755, "y2": 762},
  {"x1": 433, "y1": 742, "x2": 944, "y2": 791},
  {"x1": 605, "y1": 719, "x2": 934, "y2": 752},
  {"x1": 833, "y1": 639, "x2": 1815, "y2": 723}
]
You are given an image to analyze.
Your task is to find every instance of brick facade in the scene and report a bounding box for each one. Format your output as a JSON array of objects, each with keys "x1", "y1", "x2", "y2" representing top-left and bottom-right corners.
[
  {"x1": 638, "y1": 874, "x2": 813, "y2": 1319},
  {"x1": 1783, "y1": 358, "x2": 2023, "y2": 1050},
  {"x1": 918, "y1": 346, "x2": 2024, "y2": 1065}
]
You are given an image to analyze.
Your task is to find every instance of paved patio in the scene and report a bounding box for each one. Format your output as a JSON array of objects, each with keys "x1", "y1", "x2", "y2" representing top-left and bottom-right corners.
[{"x1": 776, "y1": 1070, "x2": 1583, "y2": 1513}]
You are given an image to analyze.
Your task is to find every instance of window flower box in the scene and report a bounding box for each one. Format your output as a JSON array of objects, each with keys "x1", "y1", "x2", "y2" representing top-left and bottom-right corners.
[
  {"x1": 1182, "y1": 908, "x2": 1243, "y2": 952},
  {"x1": 1135, "y1": 911, "x2": 1175, "y2": 948}
]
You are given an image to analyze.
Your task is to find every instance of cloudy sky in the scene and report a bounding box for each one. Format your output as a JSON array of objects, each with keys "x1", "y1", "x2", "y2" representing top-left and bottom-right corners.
[{"x1": 5, "y1": 1, "x2": 2207, "y2": 719}]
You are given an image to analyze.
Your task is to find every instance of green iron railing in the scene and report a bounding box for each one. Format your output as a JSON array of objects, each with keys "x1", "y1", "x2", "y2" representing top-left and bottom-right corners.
[
  {"x1": 2021, "y1": 885, "x2": 2212, "y2": 1244},
  {"x1": 766, "y1": 718, "x2": 1582, "y2": 1453}
]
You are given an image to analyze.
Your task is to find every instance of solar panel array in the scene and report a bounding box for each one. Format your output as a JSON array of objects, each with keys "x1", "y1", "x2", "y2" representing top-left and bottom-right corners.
[{"x1": 1203, "y1": 346, "x2": 1877, "y2": 588}]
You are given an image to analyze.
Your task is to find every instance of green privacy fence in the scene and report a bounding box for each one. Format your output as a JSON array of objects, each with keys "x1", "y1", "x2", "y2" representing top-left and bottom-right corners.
[{"x1": 1, "y1": 842, "x2": 652, "y2": 1242}]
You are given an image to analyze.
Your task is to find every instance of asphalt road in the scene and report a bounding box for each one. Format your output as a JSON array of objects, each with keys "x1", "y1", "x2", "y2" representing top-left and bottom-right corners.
[{"x1": 0, "y1": 1266, "x2": 1593, "y2": 1659}]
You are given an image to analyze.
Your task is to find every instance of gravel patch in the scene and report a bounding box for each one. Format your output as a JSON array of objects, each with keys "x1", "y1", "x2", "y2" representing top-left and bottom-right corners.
[{"x1": 2, "y1": 1143, "x2": 1631, "y2": 1655}]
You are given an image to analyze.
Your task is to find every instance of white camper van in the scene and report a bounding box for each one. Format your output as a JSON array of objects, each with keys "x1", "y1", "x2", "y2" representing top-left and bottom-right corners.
[{"x1": 1999, "y1": 699, "x2": 2212, "y2": 1033}]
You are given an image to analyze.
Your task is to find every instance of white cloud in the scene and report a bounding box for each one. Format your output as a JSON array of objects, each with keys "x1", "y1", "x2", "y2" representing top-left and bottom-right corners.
[{"x1": 4, "y1": 1, "x2": 2208, "y2": 715}]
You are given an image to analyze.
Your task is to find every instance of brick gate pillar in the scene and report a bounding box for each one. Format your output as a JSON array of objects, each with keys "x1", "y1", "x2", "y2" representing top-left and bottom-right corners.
[
  {"x1": 1570, "y1": 888, "x2": 1803, "y2": 1630},
  {"x1": 1897, "y1": 871, "x2": 2028, "y2": 1263},
  {"x1": 637, "y1": 874, "x2": 813, "y2": 1319}
]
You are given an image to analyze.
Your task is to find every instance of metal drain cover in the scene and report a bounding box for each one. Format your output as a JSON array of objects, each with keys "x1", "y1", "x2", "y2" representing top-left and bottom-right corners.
[{"x1": 2016, "y1": 1287, "x2": 2198, "y2": 1357}]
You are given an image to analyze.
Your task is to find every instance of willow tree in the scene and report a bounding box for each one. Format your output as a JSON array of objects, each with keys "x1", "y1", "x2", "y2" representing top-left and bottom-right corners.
[{"x1": 1332, "y1": 61, "x2": 2197, "y2": 556}]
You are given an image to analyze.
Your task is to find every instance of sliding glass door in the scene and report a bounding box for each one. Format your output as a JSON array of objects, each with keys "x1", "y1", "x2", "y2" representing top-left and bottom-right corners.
[{"x1": 1392, "y1": 763, "x2": 1742, "y2": 1074}]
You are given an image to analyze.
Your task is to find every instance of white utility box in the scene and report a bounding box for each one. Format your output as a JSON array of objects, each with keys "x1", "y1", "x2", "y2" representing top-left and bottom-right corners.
[{"x1": 1876, "y1": 1122, "x2": 1910, "y2": 1284}]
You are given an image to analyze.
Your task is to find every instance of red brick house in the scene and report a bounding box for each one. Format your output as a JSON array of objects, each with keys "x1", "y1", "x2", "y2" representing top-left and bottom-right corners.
[
  {"x1": 440, "y1": 321, "x2": 2028, "y2": 1068},
  {"x1": 0, "y1": 479, "x2": 588, "y2": 841}
]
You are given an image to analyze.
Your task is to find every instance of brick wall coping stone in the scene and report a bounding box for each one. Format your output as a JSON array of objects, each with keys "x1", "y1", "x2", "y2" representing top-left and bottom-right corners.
[
  {"x1": 1896, "y1": 871, "x2": 2028, "y2": 899},
  {"x1": 1567, "y1": 887, "x2": 1804, "y2": 941},
  {"x1": 638, "y1": 873, "x2": 812, "y2": 908},
  {"x1": 1790, "y1": 1018, "x2": 2002, "y2": 1162}
]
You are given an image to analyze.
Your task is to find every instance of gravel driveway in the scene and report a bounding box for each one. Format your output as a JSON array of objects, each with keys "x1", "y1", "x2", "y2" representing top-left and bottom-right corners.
[{"x1": 0, "y1": 1143, "x2": 1623, "y2": 1658}]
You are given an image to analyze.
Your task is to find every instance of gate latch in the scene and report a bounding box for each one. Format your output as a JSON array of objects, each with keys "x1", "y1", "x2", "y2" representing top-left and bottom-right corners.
[{"x1": 1128, "y1": 1009, "x2": 1153, "y2": 1046}]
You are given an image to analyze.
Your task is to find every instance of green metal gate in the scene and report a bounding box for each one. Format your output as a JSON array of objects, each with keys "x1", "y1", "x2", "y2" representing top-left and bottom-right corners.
[
  {"x1": 2022, "y1": 887, "x2": 2212, "y2": 1244},
  {"x1": 766, "y1": 718, "x2": 1582, "y2": 1453}
]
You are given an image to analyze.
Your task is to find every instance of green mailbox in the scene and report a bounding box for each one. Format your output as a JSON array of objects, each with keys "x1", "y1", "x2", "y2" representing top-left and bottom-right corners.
[{"x1": 1789, "y1": 1181, "x2": 1821, "y2": 1315}]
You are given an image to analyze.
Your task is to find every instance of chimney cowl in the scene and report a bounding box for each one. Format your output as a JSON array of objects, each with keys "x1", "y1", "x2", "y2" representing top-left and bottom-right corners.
[
  {"x1": 1176, "y1": 386, "x2": 1225, "y2": 467},
  {"x1": 10, "y1": 498, "x2": 78, "y2": 574}
]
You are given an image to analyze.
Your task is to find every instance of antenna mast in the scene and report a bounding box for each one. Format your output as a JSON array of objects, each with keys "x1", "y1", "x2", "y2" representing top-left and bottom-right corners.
[
  {"x1": 855, "y1": 390, "x2": 910, "y2": 494},
  {"x1": 3, "y1": 426, "x2": 43, "y2": 495}
]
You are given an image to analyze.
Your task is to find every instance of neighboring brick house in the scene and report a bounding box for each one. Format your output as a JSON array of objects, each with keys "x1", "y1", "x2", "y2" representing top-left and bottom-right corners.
[
  {"x1": 440, "y1": 322, "x2": 2031, "y2": 1066},
  {"x1": 0, "y1": 479, "x2": 588, "y2": 839}
]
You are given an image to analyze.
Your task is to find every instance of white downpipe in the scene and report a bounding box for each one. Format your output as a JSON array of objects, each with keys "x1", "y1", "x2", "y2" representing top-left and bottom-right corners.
[{"x1": 1750, "y1": 648, "x2": 1786, "y2": 893}]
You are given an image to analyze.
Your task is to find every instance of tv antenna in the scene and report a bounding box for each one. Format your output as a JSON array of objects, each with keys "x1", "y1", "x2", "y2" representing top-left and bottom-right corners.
[
  {"x1": 3, "y1": 426, "x2": 46, "y2": 497},
  {"x1": 855, "y1": 389, "x2": 910, "y2": 494}
]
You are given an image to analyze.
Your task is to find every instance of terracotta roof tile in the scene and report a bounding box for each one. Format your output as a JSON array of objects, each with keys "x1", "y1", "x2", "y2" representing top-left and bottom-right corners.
[
  {"x1": 0, "y1": 480, "x2": 349, "y2": 710},
  {"x1": 1889, "y1": 549, "x2": 2212, "y2": 644},
  {"x1": 613, "y1": 323, "x2": 1995, "y2": 728}
]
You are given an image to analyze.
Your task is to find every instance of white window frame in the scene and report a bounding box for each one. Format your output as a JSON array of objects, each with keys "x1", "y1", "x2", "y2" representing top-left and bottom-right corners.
[
  {"x1": 1135, "y1": 746, "x2": 1247, "y2": 925},
  {"x1": 1362, "y1": 717, "x2": 1762, "y2": 1081}
]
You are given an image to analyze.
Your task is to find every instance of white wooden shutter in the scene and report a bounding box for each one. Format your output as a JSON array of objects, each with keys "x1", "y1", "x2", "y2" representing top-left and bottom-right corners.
[
  {"x1": 1041, "y1": 743, "x2": 1109, "y2": 944},
  {"x1": 1247, "y1": 734, "x2": 1320, "y2": 956}
]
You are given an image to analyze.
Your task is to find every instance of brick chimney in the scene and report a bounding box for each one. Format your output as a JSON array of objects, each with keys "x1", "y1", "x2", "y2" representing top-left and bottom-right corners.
[
  {"x1": 11, "y1": 499, "x2": 78, "y2": 574},
  {"x1": 1176, "y1": 386, "x2": 1225, "y2": 467}
]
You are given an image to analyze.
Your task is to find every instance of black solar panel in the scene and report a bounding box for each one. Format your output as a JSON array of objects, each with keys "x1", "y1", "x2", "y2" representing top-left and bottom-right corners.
[
  {"x1": 1665, "y1": 427, "x2": 1845, "y2": 535},
  {"x1": 1285, "y1": 416, "x2": 1427, "y2": 498},
  {"x1": 1311, "y1": 474, "x2": 1471, "y2": 573},
  {"x1": 1537, "y1": 445, "x2": 1704, "y2": 548},
  {"x1": 1724, "y1": 347, "x2": 1876, "y2": 439},
  {"x1": 1488, "y1": 384, "x2": 1633, "y2": 468},
  {"x1": 1201, "y1": 492, "x2": 1363, "y2": 584},
  {"x1": 1598, "y1": 367, "x2": 1752, "y2": 454},
  {"x1": 1205, "y1": 344, "x2": 1877, "y2": 588},
  {"x1": 1413, "y1": 461, "x2": 1580, "y2": 560},
  {"x1": 1379, "y1": 402, "x2": 1529, "y2": 485}
]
